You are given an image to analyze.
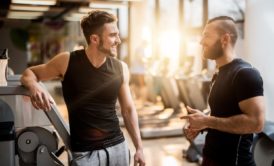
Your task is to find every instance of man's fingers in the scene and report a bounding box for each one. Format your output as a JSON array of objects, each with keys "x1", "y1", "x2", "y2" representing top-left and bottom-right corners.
[
  {"x1": 186, "y1": 106, "x2": 198, "y2": 114},
  {"x1": 134, "y1": 160, "x2": 145, "y2": 166},
  {"x1": 180, "y1": 115, "x2": 189, "y2": 119},
  {"x1": 42, "y1": 93, "x2": 51, "y2": 111},
  {"x1": 183, "y1": 128, "x2": 187, "y2": 134},
  {"x1": 31, "y1": 92, "x2": 51, "y2": 111},
  {"x1": 185, "y1": 129, "x2": 199, "y2": 141},
  {"x1": 34, "y1": 93, "x2": 44, "y2": 109},
  {"x1": 49, "y1": 96, "x2": 56, "y2": 105},
  {"x1": 41, "y1": 93, "x2": 49, "y2": 110},
  {"x1": 31, "y1": 99, "x2": 39, "y2": 110}
]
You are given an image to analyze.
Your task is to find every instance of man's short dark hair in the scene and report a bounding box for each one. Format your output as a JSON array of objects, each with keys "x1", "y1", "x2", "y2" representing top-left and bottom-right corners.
[
  {"x1": 207, "y1": 16, "x2": 238, "y2": 46},
  {"x1": 81, "y1": 10, "x2": 117, "y2": 44}
]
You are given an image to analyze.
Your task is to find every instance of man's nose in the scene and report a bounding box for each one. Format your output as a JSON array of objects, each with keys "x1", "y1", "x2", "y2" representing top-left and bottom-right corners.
[
  {"x1": 199, "y1": 37, "x2": 204, "y2": 45},
  {"x1": 116, "y1": 36, "x2": 121, "y2": 44}
]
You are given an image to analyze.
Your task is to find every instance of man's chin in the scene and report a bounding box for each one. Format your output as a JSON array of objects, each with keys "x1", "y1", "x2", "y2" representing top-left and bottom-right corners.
[
  {"x1": 109, "y1": 49, "x2": 117, "y2": 57},
  {"x1": 203, "y1": 51, "x2": 216, "y2": 60},
  {"x1": 204, "y1": 54, "x2": 223, "y2": 60},
  {"x1": 109, "y1": 54, "x2": 116, "y2": 57},
  {"x1": 108, "y1": 52, "x2": 117, "y2": 57},
  {"x1": 202, "y1": 53, "x2": 211, "y2": 60}
]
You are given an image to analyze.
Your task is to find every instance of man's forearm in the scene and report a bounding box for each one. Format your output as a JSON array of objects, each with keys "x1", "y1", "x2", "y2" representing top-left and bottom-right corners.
[
  {"x1": 206, "y1": 114, "x2": 263, "y2": 134},
  {"x1": 122, "y1": 107, "x2": 143, "y2": 150},
  {"x1": 21, "y1": 68, "x2": 39, "y2": 89}
]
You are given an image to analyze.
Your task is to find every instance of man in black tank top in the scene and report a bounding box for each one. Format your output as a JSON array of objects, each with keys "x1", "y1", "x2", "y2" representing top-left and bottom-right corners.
[
  {"x1": 181, "y1": 16, "x2": 265, "y2": 166},
  {"x1": 21, "y1": 10, "x2": 145, "y2": 166}
]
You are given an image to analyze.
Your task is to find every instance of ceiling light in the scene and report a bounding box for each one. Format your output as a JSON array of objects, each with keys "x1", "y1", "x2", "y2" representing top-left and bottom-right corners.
[
  {"x1": 70, "y1": 13, "x2": 86, "y2": 18},
  {"x1": 64, "y1": 16, "x2": 79, "y2": 22},
  {"x1": 11, "y1": 0, "x2": 56, "y2": 6},
  {"x1": 78, "y1": 7, "x2": 116, "y2": 15},
  {"x1": 7, "y1": 11, "x2": 43, "y2": 19},
  {"x1": 10, "y1": 4, "x2": 50, "y2": 12},
  {"x1": 64, "y1": 12, "x2": 86, "y2": 22},
  {"x1": 89, "y1": 1, "x2": 127, "y2": 9}
]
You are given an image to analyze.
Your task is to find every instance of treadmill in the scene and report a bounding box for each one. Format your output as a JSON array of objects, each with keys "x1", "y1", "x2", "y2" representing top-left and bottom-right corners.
[
  {"x1": 176, "y1": 76, "x2": 195, "y2": 108},
  {"x1": 184, "y1": 76, "x2": 208, "y2": 111},
  {"x1": 0, "y1": 75, "x2": 71, "y2": 166},
  {"x1": 176, "y1": 75, "x2": 210, "y2": 164},
  {"x1": 253, "y1": 121, "x2": 274, "y2": 166},
  {"x1": 135, "y1": 75, "x2": 164, "y2": 120},
  {"x1": 140, "y1": 76, "x2": 185, "y2": 138}
]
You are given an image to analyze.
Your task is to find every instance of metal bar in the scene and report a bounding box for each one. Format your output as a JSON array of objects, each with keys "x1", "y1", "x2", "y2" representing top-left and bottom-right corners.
[{"x1": 0, "y1": 76, "x2": 71, "y2": 152}]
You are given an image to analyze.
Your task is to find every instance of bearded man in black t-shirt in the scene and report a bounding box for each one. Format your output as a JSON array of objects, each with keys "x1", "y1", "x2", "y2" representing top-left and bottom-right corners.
[{"x1": 181, "y1": 16, "x2": 265, "y2": 166}]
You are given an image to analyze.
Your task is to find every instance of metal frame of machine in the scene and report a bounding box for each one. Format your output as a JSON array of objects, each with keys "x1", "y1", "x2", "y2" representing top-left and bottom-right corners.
[{"x1": 0, "y1": 75, "x2": 71, "y2": 166}]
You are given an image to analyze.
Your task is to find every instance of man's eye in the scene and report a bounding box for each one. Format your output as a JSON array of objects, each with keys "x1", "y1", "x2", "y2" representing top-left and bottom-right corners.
[{"x1": 203, "y1": 35, "x2": 209, "y2": 38}]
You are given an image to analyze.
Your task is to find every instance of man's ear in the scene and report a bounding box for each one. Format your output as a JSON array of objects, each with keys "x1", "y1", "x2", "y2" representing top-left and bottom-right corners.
[
  {"x1": 221, "y1": 33, "x2": 231, "y2": 45},
  {"x1": 90, "y1": 34, "x2": 100, "y2": 45}
]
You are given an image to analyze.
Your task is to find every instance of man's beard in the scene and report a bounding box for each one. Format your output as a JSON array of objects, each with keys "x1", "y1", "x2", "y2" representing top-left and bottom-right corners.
[
  {"x1": 203, "y1": 39, "x2": 223, "y2": 60},
  {"x1": 98, "y1": 39, "x2": 117, "y2": 57}
]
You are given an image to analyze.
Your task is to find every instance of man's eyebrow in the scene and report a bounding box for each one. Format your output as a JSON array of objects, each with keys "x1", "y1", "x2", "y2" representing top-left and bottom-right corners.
[
  {"x1": 110, "y1": 32, "x2": 119, "y2": 35},
  {"x1": 202, "y1": 32, "x2": 208, "y2": 36}
]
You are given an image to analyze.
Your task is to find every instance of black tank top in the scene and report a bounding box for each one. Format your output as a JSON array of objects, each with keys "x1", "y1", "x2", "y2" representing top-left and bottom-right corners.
[{"x1": 62, "y1": 49, "x2": 124, "y2": 151}]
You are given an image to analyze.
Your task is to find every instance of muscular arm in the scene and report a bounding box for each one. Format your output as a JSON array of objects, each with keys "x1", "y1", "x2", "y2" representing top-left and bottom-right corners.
[
  {"x1": 206, "y1": 96, "x2": 265, "y2": 134},
  {"x1": 184, "y1": 96, "x2": 265, "y2": 134},
  {"x1": 118, "y1": 62, "x2": 145, "y2": 165},
  {"x1": 183, "y1": 67, "x2": 265, "y2": 135},
  {"x1": 21, "y1": 52, "x2": 69, "y2": 83},
  {"x1": 206, "y1": 68, "x2": 265, "y2": 134},
  {"x1": 20, "y1": 52, "x2": 69, "y2": 110}
]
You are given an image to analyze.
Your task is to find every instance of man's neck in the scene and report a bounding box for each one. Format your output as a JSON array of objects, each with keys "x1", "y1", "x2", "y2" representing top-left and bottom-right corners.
[
  {"x1": 85, "y1": 46, "x2": 107, "y2": 68},
  {"x1": 215, "y1": 50, "x2": 236, "y2": 69}
]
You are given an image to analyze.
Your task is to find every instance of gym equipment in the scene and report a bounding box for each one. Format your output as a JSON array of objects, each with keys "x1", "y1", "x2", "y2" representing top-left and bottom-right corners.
[
  {"x1": 0, "y1": 75, "x2": 71, "y2": 166},
  {"x1": 253, "y1": 121, "x2": 274, "y2": 166},
  {"x1": 176, "y1": 77, "x2": 194, "y2": 108},
  {"x1": 135, "y1": 76, "x2": 165, "y2": 125},
  {"x1": 177, "y1": 75, "x2": 210, "y2": 165},
  {"x1": 140, "y1": 76, "x2": 184, "y2": 138},
  {"x1": 182, "y1": 132, "x2": 206, "y2": 165},
  {"x1": 0, "y1": 98, "x2": 15, "y2": 166},
  {"x1": 176, "y1": 75, "x2": 210, "y2": 111}
]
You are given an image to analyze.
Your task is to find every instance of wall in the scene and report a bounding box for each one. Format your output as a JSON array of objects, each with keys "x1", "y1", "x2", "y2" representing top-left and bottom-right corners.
[
  {"x1": 0, "y1": 19, "x2": 82, "y2": 75},
  {"x1": 0, "y1": 20, "x2": 29, "y2": 74},
  {"x1": 245, "y1": 0, "x2": 274, "y2": 121}
]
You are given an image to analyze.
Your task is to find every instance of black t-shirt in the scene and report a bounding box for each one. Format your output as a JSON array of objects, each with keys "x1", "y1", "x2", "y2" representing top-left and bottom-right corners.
[
  {"x1": 205, "y1": 58, "x2": 264, "y2": 166},
  {"x1": 62, "y1": 49, "x2": 124, "y2": 151}
]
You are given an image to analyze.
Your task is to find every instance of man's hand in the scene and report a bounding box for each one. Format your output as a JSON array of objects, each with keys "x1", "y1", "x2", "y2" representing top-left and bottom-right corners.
[
  {"x1": 29, "y1": 83, "x2": 54, "y2": 111},
  {"x1": 134, "y1": 148, "x2": 146, "y2": 166},
  {"x1": 180, "y1": 106, "x2": 208, "y2": 131},
  {"x1": 183, "y1": 125, "x2": 200, "y2": 141}
]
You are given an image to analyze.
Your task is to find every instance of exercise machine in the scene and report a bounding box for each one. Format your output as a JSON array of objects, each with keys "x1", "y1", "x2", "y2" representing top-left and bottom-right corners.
[
  {"x1": 0, "y1": 75, "x2": 71, "y2": 166},
  {"x1": 253, "y1": 121, "x2": 274, "y2": 166},
  {"x1": 140, "y1": 76, "x2": 184, "y2": 138}
]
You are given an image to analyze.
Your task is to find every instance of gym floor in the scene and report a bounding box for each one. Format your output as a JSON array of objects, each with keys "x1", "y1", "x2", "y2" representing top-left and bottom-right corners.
[{"x1": 123, "y1": 128, "x2": 199, "y2": 166}]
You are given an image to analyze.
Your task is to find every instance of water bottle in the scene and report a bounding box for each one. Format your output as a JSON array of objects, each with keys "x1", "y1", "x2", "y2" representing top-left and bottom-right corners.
[{"x1": 0, "y1": 48, "x2": 8, "y2": 86}]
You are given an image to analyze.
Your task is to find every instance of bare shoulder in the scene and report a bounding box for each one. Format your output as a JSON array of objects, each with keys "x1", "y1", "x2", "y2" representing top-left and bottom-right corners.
[
  {"x1": 119, "y1": 60, "x2": 129, "y2": 83},
  {"x1": 51, "y1": 52, "x2": 70, "y2": 62},
  {"x1": 46, "y1": 51, "x2": 70, "y2": 78},
  {"x1": 120, "y1": 60, "x2": 128, "y2": 69}
]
